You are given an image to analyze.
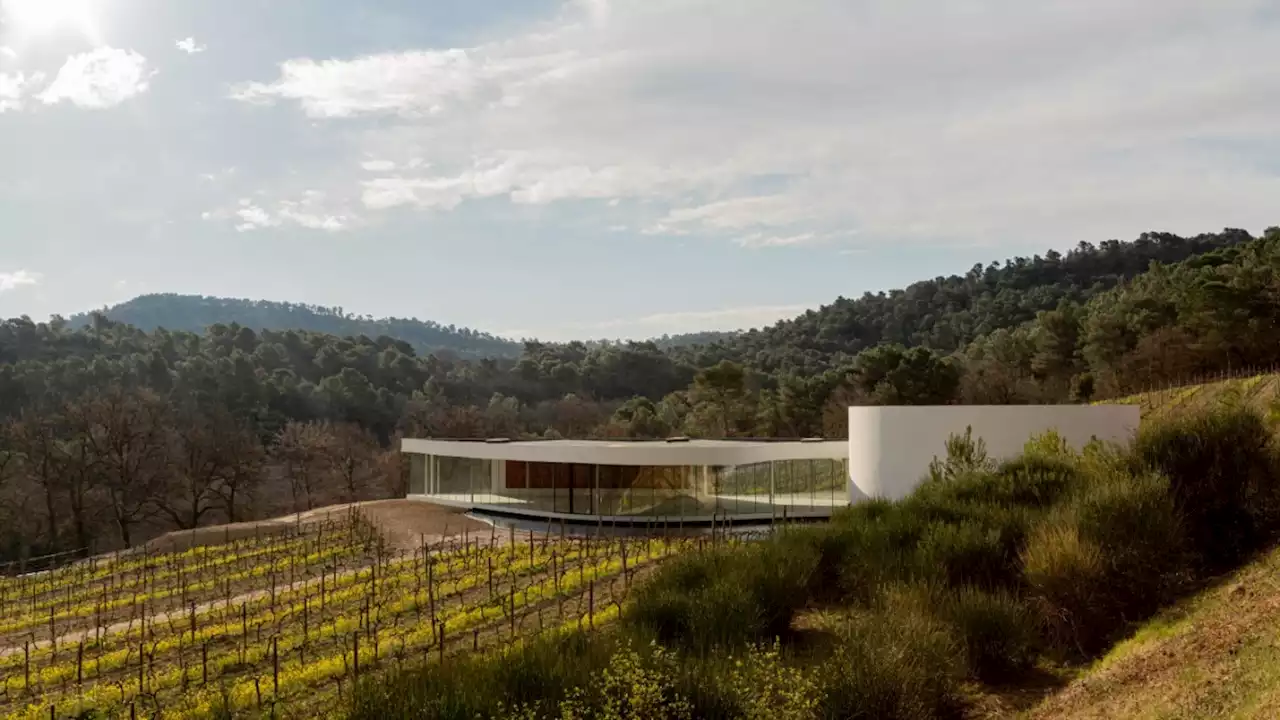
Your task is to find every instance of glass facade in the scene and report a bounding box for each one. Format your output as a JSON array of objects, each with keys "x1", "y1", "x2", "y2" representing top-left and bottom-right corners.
[{"x1": 411, "y1": 454, "x2": 849, "y2": 519}]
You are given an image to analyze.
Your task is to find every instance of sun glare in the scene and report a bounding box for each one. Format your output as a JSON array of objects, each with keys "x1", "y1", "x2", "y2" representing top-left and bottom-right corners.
[{"x1": 2, "y1": 0, "x2": 97, "y2": 38}]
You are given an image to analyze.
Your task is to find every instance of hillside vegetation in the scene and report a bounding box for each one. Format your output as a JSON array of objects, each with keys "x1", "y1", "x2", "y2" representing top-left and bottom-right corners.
[
  {"x1": 2, "y1": 225, "x2": 1278, "y2": 562},
  {"x1": 1025, "y1": 542, "x2": 1280, "y2": 719},
  {"x1": 1103, "y1": 371, "x2": 1280, "y2": 421},
  {"x1": 347, "y1": 401, "x2": 1280, "y2": 720}
]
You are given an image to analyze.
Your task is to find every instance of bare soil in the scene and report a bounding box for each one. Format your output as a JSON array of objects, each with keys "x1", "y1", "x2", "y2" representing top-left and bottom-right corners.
[{"x1": 144, "y1": 499, "x2": 493, "y2": 555}]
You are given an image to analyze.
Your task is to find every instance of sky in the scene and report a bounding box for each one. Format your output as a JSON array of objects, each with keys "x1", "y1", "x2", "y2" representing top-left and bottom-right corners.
[{"x1": 0, "y1": 0, "x2": 1278, "y2": 341}]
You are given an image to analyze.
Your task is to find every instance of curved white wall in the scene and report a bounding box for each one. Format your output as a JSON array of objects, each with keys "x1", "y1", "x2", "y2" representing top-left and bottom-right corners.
[{"x1": 847, "y1": 405, "x2": 1141, "y2": 501}]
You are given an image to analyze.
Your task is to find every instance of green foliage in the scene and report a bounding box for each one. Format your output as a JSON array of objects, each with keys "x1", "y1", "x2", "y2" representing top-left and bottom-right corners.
[
  {"x1": 813, "y1": 600, "x2": 968, "y2": 720},
  {"x1": 1133, "y1": 405, "x2": 1280, "y2": 571},
  {"x1": 926, "y1": 426, "x2": 994, "y2": 484},
  {"x1": 349, "y1": 402, "x2": 1280, "y2": 720},
  {"x1": 1022, "y1": 469, "x2": 1186, "y2": 658},
  {"x1": 1023, "y1": 429, "x2": 1072, "y2": 458},
  {"x1": 676, "y1": 228, "x2": 1252, "y2": 375},
  {"x1": 934, "y1": 586, "x2": 1039, "y2": 683},
  {"x1": 627, "y1": 540, "x2": 819, "y2": 653}
]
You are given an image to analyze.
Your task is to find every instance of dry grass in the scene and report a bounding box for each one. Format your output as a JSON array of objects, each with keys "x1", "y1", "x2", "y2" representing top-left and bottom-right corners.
[{"x1": 1099, "y1": 373, "x2": 1280, "y2": 422}]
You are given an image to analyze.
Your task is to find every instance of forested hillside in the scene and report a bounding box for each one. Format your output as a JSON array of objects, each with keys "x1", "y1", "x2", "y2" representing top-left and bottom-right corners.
[
  {"x1": 669, "y1": 228, "x2": 1257, "y2": 373},
  {"x1": 0, "y1": 225, "x2": 1275, "y2": 560},
  {"x1": 70, "y1": 295, "x2": 523, "y2": 359}
]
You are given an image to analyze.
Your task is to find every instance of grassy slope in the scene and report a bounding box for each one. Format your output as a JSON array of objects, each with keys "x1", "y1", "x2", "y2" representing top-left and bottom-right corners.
[
  {"x1": 1098, "y1": 373, "x2": 1280, "y2": 422},
  {"x1": 1025, "y1": 543, "x2": 1280, "y2": 719},
  {"x1": 1026, "y1": 374, "x2": 1280, "y2": 719}
]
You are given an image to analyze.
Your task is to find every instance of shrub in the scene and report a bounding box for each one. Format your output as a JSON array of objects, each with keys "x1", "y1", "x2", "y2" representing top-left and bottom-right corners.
[
  {"x1": 1022, "y1": 469, "x2": 1186, "y2": 658},
  {"x1": 554, "y1": 641, "x2": 693, "y2": 720},
  {"x1": 627, "y1": 540, "x2": 819, "y2": 653},
  {"x1": 935, "y1": 586, "x2": 1039, "y2": 683},
  {"x1": 912, "y1": 520, "x2": 1022, "y2": 591},
  {"x1": 926, "y1": 426, "x2": 995, "y2": 484},
  {"x1": 831, "y1": 507, "x2": 933, "y2": 604},
  {"x1": 669, "y1": 642, "x2": 819, "y2": 720},
  {"x1": 1020, "y1": 518, "x2": 1108, "y2": 658},
  {"x1": 1134, "y1": 406, "x2": 1280, "y2": 570},
  {"x1": 915, "y1": 454, "x2": 1079, "y2": 513},
  {"x1": 814, "y1": 599, "x2": 967, "y2": 720}
]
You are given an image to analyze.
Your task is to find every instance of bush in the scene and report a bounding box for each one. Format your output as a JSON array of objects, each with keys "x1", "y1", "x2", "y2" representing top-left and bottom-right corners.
[
  {"x1": 912, "y1": 519, "x2": 1023, "y2": 592},
  {"x1": 814, "y1": 598, "x2": 967, "y2": 720},
  {"x1": 1022, "y1": 469, "x2": 1186, "y2": 658},
  {"x1": 935, "y1": 586, "x2": 1039, "y2": 683},
  {"x1": 668, "y1": 642, "x2": 819, "y2": 720},
  {"x1": 1134, "y1": 406, "x2": 1280, "y2": 570},
  {"x1": 628, "y1": 540, "x2": 819, "y2": 653},
  {"x1": 826, "y1": 513, "x2": 927, "y2": 604}
]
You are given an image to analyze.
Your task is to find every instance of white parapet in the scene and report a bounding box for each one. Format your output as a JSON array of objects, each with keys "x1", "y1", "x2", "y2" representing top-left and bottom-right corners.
[{"x1": 847, "y1": 405, "x2": 1141, "y2": 502}]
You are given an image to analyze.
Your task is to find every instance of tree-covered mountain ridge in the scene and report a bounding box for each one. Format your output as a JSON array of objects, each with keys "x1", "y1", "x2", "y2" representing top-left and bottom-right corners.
[
  {"x1": 68, "y1": 295, "x2": 744, "y2": 359},
  {"x1": 67, "y1": 295, "x2": 523, "y2": 360},
  {"x1": 64, "y1": 227, "x2": 1257, "y2": 367}
]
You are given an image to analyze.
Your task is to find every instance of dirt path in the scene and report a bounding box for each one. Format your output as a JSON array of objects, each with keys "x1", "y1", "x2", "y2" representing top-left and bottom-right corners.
[{"x1": 142, "y1": 499, "x2": 493, "y2": 555}]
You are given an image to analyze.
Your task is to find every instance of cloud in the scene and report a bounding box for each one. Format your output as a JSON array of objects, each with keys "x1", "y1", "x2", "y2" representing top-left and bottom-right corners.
[
  {"x1": 0, "y1": 270, "x2": 42, "y2": 293},
  {"x1": 0, "y1": 71, "x2": 33, "y2": 111},
  {"x1": 234, "y1": 202, "x2": 278, "y2": 232},
  {"x1": 360, "y1": 159, "x2": 397, "y2": 172},
  {"x1": 230, "y1": 0, "x2": 1280, "y2": 249},
  {"x1": 510, "y1": 303, "x2": 816, "y2": 341},
  {"x1": 734, "y1": 232, "x2": 818, "y2": 249},
  {"x1": 597, "y1": 304, "x2": 814, "y2": 332},
  {"x1": 0, "y1": 46, "x2": 16, "y2": 60},
  {"x1": 175, "y1": 37, "x2": 206, "y2": 54},
  {"x1": 38, "y1": 47, "x2": 154, "y2": 109},
  {"x1": 214, "y1": 192, "x2": 355, "y2": 233}
]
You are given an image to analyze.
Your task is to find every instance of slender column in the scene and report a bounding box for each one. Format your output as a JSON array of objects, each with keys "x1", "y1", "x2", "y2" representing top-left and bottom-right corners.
[{"x1": 769, "y1": 461, "x2": 776, "y2": 512}]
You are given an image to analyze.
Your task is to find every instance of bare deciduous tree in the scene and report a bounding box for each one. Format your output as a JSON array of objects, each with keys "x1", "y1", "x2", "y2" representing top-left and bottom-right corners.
[{"x1": 69, "y1": 387, "x2": 170, "y2": 548}]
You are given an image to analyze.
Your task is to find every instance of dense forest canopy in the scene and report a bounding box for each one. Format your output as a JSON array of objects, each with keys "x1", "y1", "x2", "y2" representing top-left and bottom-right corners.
[{"x1": 1, "y1": 225, "x2": 1276, "y2": 560}]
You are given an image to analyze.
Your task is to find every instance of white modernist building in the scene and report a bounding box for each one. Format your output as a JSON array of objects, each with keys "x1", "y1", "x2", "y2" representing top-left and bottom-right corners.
[{"x1": 402, "y1": 404, "x2": 1141, "y2": 523}]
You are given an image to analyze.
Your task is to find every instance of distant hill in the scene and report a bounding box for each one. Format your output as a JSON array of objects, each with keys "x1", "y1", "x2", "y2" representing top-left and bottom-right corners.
[
  {"x1": 68, "y1": 295, "x2": 523, "y2": 359},
  {"x1": 60, "y1": 227, "x2": 1264, "y2": 369}
]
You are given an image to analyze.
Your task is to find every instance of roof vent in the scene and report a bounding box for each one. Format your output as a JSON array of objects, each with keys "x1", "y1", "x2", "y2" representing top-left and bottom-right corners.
[
  {"x1": 800, "y1": 437, "x2": 825, "y2": 443},
  {"x1": 484, "y1": 438, "x2": 512, "y2": 444},
  {"x1": 665, "y1": 436, "x2": 691, "y2": 443}
]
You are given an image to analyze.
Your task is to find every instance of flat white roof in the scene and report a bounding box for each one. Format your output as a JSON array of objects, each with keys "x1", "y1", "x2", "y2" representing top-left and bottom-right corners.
[{"x1": 400, "y1": 438, "x2": 848, "y2": 467}]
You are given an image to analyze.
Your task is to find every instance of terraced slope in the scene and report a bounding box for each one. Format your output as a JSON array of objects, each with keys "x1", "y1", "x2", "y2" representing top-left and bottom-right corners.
[{"x1": 1098, "y1": 372, "x2": 1280, "y2": 422}]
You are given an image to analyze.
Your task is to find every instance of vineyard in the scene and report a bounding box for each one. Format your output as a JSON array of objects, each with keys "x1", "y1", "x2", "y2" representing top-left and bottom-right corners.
[{"x1": 0, "y1": 510, "x2": 692, "y2": 719}]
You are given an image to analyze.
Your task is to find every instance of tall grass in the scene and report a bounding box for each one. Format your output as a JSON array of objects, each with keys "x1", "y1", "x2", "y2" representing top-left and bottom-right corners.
[{"x1": 351, "y1": 404, "x2": 1280, "y2": 719}]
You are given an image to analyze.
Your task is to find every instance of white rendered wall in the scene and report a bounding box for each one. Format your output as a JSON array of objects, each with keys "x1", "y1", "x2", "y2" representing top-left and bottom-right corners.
[{"x1": 847, "y1": 405, "x2": 1141, "y2": 502}]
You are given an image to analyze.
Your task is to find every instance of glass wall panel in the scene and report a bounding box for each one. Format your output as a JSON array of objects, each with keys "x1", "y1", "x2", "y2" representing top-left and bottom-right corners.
[
  {"x1": 433, "y1": 457, "x2": 491, "y2": 503},
  {"x1": 419, "y1": 455, "x2": 847, "y2": 519}
]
